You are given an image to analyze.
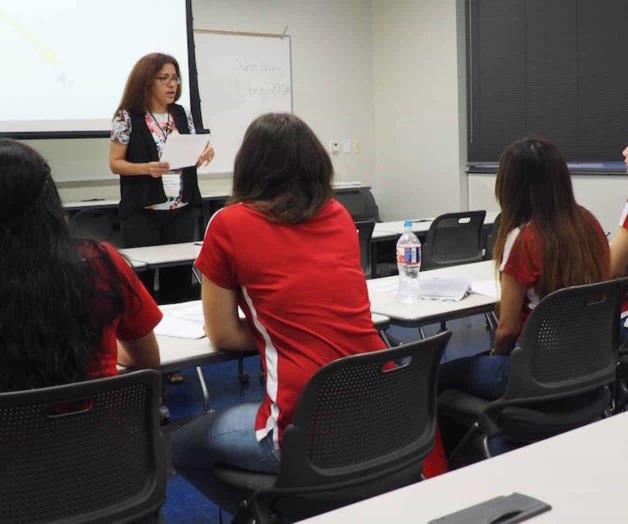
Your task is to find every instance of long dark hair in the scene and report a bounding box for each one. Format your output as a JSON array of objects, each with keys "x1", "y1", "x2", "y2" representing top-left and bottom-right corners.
[
  {"x1": 115, "y1": 53, "x2": 182, "y2": 114},
  {"x1": 494, "y1": 136, "x2": 608, "y2": 296},
  {"x1": 0, "y1": 140, "x2": 127, "y2": 391},
  {"x1": 231, "y1": 113, "x2": 334, "y2": 224}
]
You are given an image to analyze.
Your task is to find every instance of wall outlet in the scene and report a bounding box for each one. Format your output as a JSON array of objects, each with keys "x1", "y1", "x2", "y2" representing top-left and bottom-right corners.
[
  {"x1": 342, "y1": 138, "x2": 352, "y2": 153},
  {"x1": 329, "y1": 140, "x2": 340, "y2": 153}
]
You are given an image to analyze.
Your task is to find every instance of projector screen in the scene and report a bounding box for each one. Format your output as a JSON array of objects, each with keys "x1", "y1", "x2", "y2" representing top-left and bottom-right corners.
[{"x1": 0, "y1": 0, "x2": 202, "y2": 138}]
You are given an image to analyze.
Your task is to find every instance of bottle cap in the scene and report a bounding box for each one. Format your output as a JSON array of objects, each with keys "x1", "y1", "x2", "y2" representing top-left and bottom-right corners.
[{"x1": 403, "y1": 220, "x2": 413, "y2": 228}]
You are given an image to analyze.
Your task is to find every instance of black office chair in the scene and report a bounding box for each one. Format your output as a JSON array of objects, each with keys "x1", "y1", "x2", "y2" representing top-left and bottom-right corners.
[
  {"x1": 419, "y1": 210, "x2": 487, "y2": 335},
  {"x1": 211, "y1": 331, "x2": 451, "y2": 523},
  {"x1": 0, "y1": 370, "x2": 167, "y2": 524},
  {"x1": 421, "y1": 210, "x2": 486, "y2": 271},
  {"x1": 483, "y1": 212, "x2": 502, "y2": 261},
  {"x1": 439, "y1": 279, "x2": 624, "y2": 469},
  {"x1": 335, "y1": 188, "x2": 380, "y2": 222},
  {"x1": 67, "y1": 208, "x2": 122, "y2": 247},
  {"x1": 481, "y1": 213, "x2": 502, "y2": 344},
  {"x1": 355, "y1": 220, "x2": 375, "y2": 279}
]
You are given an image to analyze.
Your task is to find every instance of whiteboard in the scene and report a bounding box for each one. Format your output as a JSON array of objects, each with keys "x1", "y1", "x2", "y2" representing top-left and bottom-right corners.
[{"x1": 194, "y1": 30, "x2": 293, "y2": 175}]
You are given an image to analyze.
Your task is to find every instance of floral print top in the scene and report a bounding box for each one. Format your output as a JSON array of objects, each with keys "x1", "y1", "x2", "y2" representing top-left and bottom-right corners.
[{"x1": 111, "y1": 108, "x2": 196, "y2": 211}]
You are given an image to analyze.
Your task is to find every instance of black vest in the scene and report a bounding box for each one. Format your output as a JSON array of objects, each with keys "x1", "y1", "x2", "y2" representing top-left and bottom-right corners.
[{"x1": 118, "y1": 103, "x2": 202, "y2": 219}]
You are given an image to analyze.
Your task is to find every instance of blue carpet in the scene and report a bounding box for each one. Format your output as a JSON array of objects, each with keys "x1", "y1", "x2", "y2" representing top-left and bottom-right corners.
[
  {"x1": 162, "y1": 316, "x2": 489, "y2": 522},
  {"x1": 163, "y1": 356, "x2": 264, "y2": 523}
]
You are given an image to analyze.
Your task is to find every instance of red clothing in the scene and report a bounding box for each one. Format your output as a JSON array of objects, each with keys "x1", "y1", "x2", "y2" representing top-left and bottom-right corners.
[
  {"x1": 196, "y1": 200, "x2": 387, "y2": 444},
  {"x1": 499, "y1": 212, "x2": 608, "y2": 330},
  {"x1": 80, "y1": 242, "x2": 162, "y2": 379},
  {"x1": 619, "y1": 202, "x2": 628, "y2": 321}
]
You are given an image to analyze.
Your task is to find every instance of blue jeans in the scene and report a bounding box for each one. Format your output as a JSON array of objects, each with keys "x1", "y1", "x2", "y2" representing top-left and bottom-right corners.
[
  {"x1": 170, "y1": 403, "x2": 281, "y2": 515},
  {"x1": 438, "y1": 354, "x2": 511, "y2": 400}
]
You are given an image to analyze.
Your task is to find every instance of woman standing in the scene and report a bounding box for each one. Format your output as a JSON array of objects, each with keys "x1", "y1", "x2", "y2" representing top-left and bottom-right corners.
[{"x1": 109, "y1": 52, "x2": 214, "y2": 304}]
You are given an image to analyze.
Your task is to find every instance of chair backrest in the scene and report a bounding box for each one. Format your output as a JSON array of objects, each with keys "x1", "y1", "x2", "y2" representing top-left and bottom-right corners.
[
  {"x1": 355, "y1": 220, "x2": 375, "y2": 279},
  {"x1": 422, "y1": 210, "x2": 486, "y2": 270},
  {"x1": 483, "y1": 212, "x2": 502, "y2": 260},
  {"x1": 335, "y1": 188, "x2": 380, "y2": 221},
  {"x1": 68, "y1": 208, "x2": 122, "y2": 247},
  {"x1": 503, "y1": 278, "x2": 624, "y2": 402},
  {"x1": 0, "y1": 370, "x2": 166, "y2": 524},
  {"x1": 262, "y1": 332, "x2": 451, "y2": 520}
]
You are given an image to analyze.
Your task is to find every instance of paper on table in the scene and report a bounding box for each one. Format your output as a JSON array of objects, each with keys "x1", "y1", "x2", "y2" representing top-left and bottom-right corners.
[
  {"x1": 156, "y1": 301, "x2": 246, "y2": 339},
  {"x1": 154, "y1": 315, "x2": 205, "y2": 339},
  {"x1": 418, "y1": 278, "x2": 471, "y2": 302},
  {"x1": 161, "y1": 133, "x2": 209, "y2": 170},
  {"x1": 471, "y1": 279, "x2": 500, "y2": 298}
]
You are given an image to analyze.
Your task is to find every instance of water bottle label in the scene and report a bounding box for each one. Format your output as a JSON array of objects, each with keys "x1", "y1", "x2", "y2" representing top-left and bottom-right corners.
[{"x1": 396, "y1": 246, "x2": 420, "y2": 264}]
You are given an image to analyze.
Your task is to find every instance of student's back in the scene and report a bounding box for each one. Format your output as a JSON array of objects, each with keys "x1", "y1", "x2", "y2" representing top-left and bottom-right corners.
[
  {"x1": 439, "y1": 136, "x2": 609, "y2": 402},
  {"x1": 198, "y1": 198, "x2": 384, "y2": 438}
]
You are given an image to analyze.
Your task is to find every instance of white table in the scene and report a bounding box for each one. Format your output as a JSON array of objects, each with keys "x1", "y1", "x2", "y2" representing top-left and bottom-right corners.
[
  {"x1": 123, "y1": 302, "x2": 392, "y2": 411},
  {"x1": 120, "y1": 241, "x2": 201, "y2": 269},
  {"x1": 367, "y1": 260, "x2": 498, "y2": 327},
  {"x1": 301, "y1": 411, "x2": 628, "y2": 523},
  {"x1": 155, "y1": 312, "x2": 390, "y2": 373}
]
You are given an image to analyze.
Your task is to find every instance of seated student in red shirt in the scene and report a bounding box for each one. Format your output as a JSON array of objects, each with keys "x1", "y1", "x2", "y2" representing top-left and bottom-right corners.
[
  {"x1": 439, "y1": 136, "x2": 609, "y2": 400},
  {"x1": 170, "y1": 113, "x2": 390, "y2": 513},
  {"x1": 0, "y1": 139, "x2": 162, "y2": 392},
  {"x1": 610, "y1": 199, "x2": 628, "y2": 341}
]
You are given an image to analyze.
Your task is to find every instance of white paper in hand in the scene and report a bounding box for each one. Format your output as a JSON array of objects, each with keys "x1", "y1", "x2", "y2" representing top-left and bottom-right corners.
[{"x1": 161, "y1": 133, "x2": 209, "y2": 170}]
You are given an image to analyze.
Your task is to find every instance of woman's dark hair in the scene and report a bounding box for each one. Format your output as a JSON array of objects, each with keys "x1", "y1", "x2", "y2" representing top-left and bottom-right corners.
[
  {"x1": 231, "y1": 113, "x2": 334, "y2": 223},
  {"x1": 494, "y1": 136, "x2": 608, "y2": 296},
  {"x1": 0, "y1": 139, "x2": 128, "y2": 391},
  {"x1": 115, "y1": 52, "x2": 182, "y2": 114}
]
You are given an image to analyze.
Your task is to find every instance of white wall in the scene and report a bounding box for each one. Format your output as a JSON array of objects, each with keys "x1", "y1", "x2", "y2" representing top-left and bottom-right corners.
[
  {"x1": 192, "y1": 0, "x2": 374, "y2": 187},
  {"x1": 469, "y1": 173, "x2": 628, "y2": 235},
  {"x1": 36, "y1": 0, "x2": 375, "y2": 203},
  {"x1": 372, "y1": 0, "x2": 465, "y2": 221}
]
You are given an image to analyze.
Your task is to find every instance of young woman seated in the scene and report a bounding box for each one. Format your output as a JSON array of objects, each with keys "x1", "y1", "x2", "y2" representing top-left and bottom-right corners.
[
  {"x1": 439, "y1": 136, "x2": 609, "y2": 400},
  {"x1": 170, "y1": 113, "x2": 392, "y2": 513},
  {"x1": 0, "y1": 139, "x2": 162, "y2": 392}
]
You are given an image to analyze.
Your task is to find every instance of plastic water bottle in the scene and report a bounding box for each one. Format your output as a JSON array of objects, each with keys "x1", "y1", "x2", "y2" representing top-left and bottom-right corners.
[{"x1": 396, "y1": 220, "x2": 421, "y2": 302}]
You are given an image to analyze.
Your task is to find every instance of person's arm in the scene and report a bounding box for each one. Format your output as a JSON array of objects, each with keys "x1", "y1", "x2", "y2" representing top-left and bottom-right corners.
[
  {"x1": 117, "y1": 331, "x2": 161, "y2": 369},
  {"x1": 109, "y1": 140, "x2": 170, "y2": 177},
  {"x1": 201, "y1": 275, "x2": 257, "y2": 352},
  {"x1": 493, "y1": 272, "x2": 527, "y2": 355},
  {"x1": 611, "y1": 226, "x2": 628, "y2": 278}
]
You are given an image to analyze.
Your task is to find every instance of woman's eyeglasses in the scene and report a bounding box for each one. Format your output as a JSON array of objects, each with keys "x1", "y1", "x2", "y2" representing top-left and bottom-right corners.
[{"x1": 154, "y1": 75, "x2": 181, "y2": 85}]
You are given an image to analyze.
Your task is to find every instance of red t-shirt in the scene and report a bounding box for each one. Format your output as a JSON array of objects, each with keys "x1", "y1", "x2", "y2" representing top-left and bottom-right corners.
[
  {"x1": 499, "y1": 212, "x2": 609, "y2": 332},
  {"x1": 195, "y1": 200, "x2": 386, "y2": 444},
  {"x1": 619, "y1": 202, "x2": 628, "y2": 321},
  {"x1": 80, "y1": 242, "x2": 162, "y2": 379}
]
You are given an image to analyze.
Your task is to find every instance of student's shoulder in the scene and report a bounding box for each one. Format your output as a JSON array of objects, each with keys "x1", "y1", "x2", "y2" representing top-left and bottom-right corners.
[
  {"x1": 206, "y1": 203, "x2": 262, "y2": 231},
  {"x1": 78, "y1": 240, "x2": 129, "y2": 272},
  {"x1": 320, "y1": 198, "x2": 353, "y2": 224}
]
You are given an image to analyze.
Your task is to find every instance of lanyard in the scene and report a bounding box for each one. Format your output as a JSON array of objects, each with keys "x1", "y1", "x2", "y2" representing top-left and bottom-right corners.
[{"x1": 149, "y1": 112, "x2": 172, "y2": 142}]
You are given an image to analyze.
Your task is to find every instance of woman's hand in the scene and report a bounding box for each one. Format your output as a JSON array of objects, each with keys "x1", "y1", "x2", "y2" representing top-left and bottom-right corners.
[
  {"x1": 146, "y1": 161, "x2": 170, "y2": 178},
  {"x1": 197, "y1": 143, "x2": 215, "y2": 167}
]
